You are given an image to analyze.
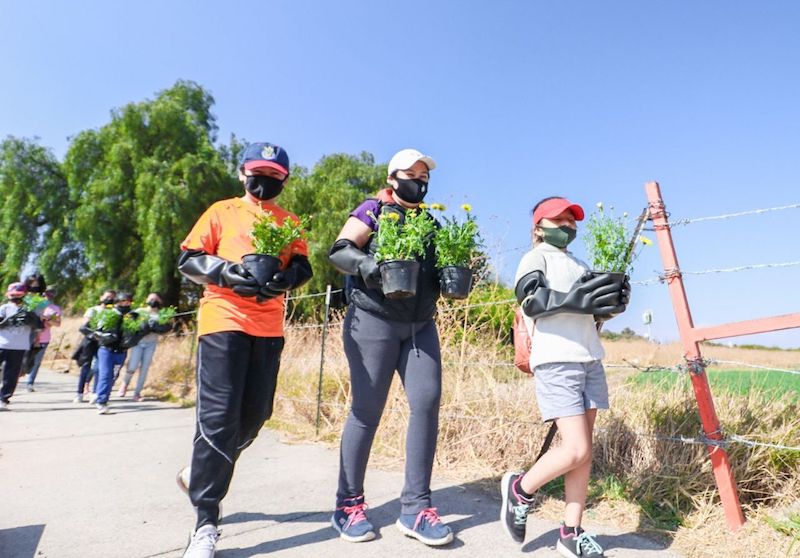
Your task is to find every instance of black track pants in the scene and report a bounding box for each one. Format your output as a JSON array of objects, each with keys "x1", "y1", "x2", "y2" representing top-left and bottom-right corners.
[
  {"x1": 337, "y1": 305, "x2": 442, "y2": 515},
  {"x1": 189, "y1": 331, "x2": 284, "y2": 528},
  {"x1": 0, "y1": 349, "x2": 25, "y2": 402}
]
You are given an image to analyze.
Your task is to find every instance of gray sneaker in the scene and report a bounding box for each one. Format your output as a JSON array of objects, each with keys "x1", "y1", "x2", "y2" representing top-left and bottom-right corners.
[{"x1": 183, "y1": 525, "x2": 219, "y2": 558}]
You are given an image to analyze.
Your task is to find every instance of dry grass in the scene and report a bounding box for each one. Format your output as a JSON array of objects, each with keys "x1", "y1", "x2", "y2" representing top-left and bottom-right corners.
[
  {"x1": 604, "y1": 337, "x2": 800, "y2": 371},
  {"x1": 47, "y1": 311, "x2": 800, "y2": 556}
]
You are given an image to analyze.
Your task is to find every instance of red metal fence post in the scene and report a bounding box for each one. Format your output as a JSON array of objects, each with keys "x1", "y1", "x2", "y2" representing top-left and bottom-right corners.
[{"x1": 644, "y1": 182, "x2": 746, "y2": 531}]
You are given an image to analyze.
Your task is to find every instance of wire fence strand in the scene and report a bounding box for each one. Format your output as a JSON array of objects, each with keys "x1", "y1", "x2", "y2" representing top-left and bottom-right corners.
[{"x1": 654, "y1": 202, "x2": 800, "y2": 229}]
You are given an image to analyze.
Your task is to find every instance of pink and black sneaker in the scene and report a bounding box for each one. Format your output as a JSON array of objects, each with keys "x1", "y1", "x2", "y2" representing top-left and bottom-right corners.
[
  {"x1": 557, "y1": 522, "x2": 604, "y2": 557},
  {"x1": 396, "y1": 507, "x2": 454, "y2": 546},
  {"x1": 501, "y1": 471, "x2": 533, "y2": 544},
  {"x1": 331, "y1": 495, "x2": 375, "y2": 542}
]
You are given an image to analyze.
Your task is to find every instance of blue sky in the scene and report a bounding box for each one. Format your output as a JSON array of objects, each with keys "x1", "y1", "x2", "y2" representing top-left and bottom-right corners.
[{"x1": 1, "y1": 1, "x2": 799, "y2": 348}]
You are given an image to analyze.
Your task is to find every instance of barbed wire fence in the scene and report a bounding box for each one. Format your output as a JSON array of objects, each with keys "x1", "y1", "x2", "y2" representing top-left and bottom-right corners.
[{"x1": 153, "y1": 199, "x2": 799, "y2": 453}]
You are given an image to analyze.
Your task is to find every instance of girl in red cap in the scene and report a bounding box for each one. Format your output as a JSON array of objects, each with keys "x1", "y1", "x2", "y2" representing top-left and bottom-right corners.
[
  {"x1": 0, "y1": 282, "x2": 43, "y2": 409},
  {"x1": 500, "y1": 196, "x2": 629, "y2": 557}
]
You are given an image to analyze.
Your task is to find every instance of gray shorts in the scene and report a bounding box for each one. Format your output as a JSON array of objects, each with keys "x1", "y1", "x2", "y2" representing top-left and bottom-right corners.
[{"x1": 533, "y1": 360, "x2": 609, "y2": 422}]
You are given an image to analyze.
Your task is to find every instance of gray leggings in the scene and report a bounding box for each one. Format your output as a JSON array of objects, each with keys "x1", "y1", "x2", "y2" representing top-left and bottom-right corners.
[{"x1": 337, "y1": 305, "x2": 442, "y2": 515}]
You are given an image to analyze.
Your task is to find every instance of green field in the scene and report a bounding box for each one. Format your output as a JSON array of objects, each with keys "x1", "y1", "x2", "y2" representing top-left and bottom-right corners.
[{"x1": 630, "y1": 368, "x2": 800, "y2": 400}]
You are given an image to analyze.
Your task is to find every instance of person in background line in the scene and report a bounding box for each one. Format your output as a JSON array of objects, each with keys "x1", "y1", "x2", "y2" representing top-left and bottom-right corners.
[
  {"x1": 23, "y1": 272, "x2": 46, "y2": 295},
  {"x1": 25, "y1": 286, "x2": 62, "y2": 391},
  {"x1": 72, "y1": 290, "x2": 116, "y2": 403},
  {"x1": 20, "y1": 272, "x2": 48, "y2": 378},
  {"x1": 118, "y1": 292, "x2": 171, "y2": 401},
  {"x1": 0, "y1": 282, "x2": 43, "y2": 410},
  {"x1": 86, "y1": 291, "x2": 137, "y2": 414}
]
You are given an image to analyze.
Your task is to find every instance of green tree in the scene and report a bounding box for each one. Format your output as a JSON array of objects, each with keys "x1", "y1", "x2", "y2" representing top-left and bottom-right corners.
[
  {"x1": 0, "y1": 136, "x2": 68, "y2": 288},
  {"x1": 62, "y1": 80, "x2": 239, "y2": 307},
  {"x1": 279, "y1": 152, "x2": 387, "y2": 314}
]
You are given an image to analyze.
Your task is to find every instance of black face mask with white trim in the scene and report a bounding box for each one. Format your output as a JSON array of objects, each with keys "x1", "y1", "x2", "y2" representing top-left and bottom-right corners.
[{"x1": 393, "y1": 177, "x2": 428, "y2": 204}]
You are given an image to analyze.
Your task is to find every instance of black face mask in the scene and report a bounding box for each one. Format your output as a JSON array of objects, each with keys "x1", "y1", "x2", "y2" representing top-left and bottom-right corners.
[
  {"x1": 147, "y1": 300, "x2": 161, "y2": 308},
  {"x1": 245, "y1": 175, "x2": 285, "y2": 201},
  {"x1": 392, "y1": 177, "x2": 428, "y2": 204},
  {"x1": 101, "y1": 297, "x2": 115, "y2": 305},
  {"x1": 116, "y1": 304, "x2": 132, "y2": 314}
]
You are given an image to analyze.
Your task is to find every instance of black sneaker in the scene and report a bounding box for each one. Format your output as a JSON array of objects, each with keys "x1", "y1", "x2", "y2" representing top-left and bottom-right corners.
[
  {"x1": 556, "y1": 523, "x2": 604, "y2": 557},
  {"x1": 500, "y1": 471, "x2": 532, "y2": 544}
]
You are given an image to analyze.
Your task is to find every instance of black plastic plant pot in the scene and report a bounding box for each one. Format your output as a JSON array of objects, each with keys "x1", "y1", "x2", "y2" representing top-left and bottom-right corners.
[
  {"x1": 379, "y1": 260, "x2": 420, "y2": 299},
  {"x1": 440, "y1": 266, "x2": 473, "y2": 300},
  {"x1": 591, "y1": 270, "x2": 627, "y2": 303},
  {"x1": 591, "y1": 270, "x2": 627, "y2": 287},
  {"x1": 242, "y1": 254, "x2": 282, "y2": 286}
]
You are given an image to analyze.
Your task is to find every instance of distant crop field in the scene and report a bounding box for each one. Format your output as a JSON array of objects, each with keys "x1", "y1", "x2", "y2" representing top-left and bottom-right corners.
[{"x1": 630, "y1": 367, "x2": 800, "y2": 399}]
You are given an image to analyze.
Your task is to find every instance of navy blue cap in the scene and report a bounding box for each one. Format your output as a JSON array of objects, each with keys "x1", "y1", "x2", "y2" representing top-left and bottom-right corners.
[{"x1": 240, "y1": 142, "x2": 290, "y2": 175}]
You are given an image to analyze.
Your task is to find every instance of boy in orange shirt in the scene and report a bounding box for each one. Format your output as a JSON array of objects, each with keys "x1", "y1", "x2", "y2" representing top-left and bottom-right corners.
[{"x1": 176, "y1": 142, "x2": 312, "y2": 557}]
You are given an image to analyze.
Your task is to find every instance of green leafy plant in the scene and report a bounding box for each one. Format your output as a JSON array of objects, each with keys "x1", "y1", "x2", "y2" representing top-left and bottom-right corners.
[
  {"x1": 250, "y1": 210, "x2": 309, "y2": 257},
  {"x1": 22, "y1": 293, "x2": 49, "y2": 313},
  {"x1": 583, "y1": 202, "x2": 651, "y2": 272},
  {"x1": 432, "y1": 203, "x2": 481, "y2": 268},
  {"x1": 372, "y1": 208, "x2": 436, "y2": 263},
  {"x1": 121, "y1": 311, "x2": 148, "y2": 334},
  {"x1": 89, "y1": 307, "x2": 121, "y2": 331},
  {"x1": 156, "y1": 306, "x2": 177, "y2": 325}
]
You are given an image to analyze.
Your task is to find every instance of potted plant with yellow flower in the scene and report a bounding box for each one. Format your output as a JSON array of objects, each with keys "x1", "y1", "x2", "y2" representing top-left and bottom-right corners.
[
  {"x1": 246, "y1": 210, "x2": 308, "y2": 287},
  {"x1": 431, "y1": 203, "x2": 481, "y2": 299},
  {"x1": 371, "y1": 207, "x2": 436, "y2": 299}
]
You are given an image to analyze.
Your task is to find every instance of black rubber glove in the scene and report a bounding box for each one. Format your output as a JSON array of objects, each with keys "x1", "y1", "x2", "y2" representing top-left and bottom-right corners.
[
  {"x1": 178, "y1": 250, "x2": 260, "y2": 297},
  {"x1": 329, "y1": 239, "x2": 382, "y2": 289},
  {"x1": 516, "y1": 271, "x2": 626, "y2": 319},
  {"x1": 595, "y1": 275, "x2": 631, "y2": 322},
  {"x1": 22, "y1": 311, "x2": 44, "y2": 329},
  {"x1": 258, "y1": 255, "x2": 314, "y2": 301},
  {"x1": 93, "y1": 330, "x2": 120, "y2": 346},
  {"x1": 8, "y1": 310, "x2": 41, "y2": 328},
  {"x1": 147, "y1": 317, "x2": 172, "y2": 334}
]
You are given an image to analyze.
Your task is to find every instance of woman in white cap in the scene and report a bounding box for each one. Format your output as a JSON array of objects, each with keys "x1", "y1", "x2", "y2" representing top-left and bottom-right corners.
[{"x1": 327, "y1": 148, "x2": 453, "y2": 546}]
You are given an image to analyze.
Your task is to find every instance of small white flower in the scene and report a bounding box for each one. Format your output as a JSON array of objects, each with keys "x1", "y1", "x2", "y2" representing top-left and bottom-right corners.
[
  {"x1": 623, "y1": 212, "x2": 629, "y2": 218},
  {"x1": 596, "y1": 202, "x2": 603, "y2": 210}
]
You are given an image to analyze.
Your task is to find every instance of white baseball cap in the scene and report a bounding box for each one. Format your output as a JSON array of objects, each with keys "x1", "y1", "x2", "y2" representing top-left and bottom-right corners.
[{"x1": 387, "y1": 148, "x2": 436, "y2": 176}]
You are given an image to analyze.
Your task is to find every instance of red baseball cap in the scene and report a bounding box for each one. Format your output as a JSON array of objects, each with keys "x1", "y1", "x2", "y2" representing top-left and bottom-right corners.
[
  {"x1": 532, "y1": 198, "x2": 585, "y2": 225},
  {"x1": 6, "y1": 282, "x2": 26, "y2": 298}
]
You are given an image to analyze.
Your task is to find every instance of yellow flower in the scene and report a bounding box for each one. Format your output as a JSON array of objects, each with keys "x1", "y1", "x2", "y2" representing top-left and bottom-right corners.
[
  {"x1": 639, "y1": 235, "x2": 653, "y2": 246},
  {"x1": 382, "y1": 212, "x2": 400, "y2": 221},
  {"x1": 418, "y1": 202, "x2": 428, "y2": 209},
  {"x1": 430, "y1": 203, "x2": 446, "y2": 211},
  {"x1": 461, "y1": 203, "x2": 472, "y2": 212}
]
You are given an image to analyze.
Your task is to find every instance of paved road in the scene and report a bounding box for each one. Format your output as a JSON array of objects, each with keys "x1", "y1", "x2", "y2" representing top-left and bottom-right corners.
[{"x1": 0, "y1": 370, "x2": 682, "y2": 557}]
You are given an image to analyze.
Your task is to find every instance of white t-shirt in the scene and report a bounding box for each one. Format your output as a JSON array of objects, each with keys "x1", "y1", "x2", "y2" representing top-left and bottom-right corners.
[
  {"x1": 514, "y1": 243, "x2": 605, "y2": 368},
  {"x1": 0, "y1": 302, "x2": 33, "y2": 351}
]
